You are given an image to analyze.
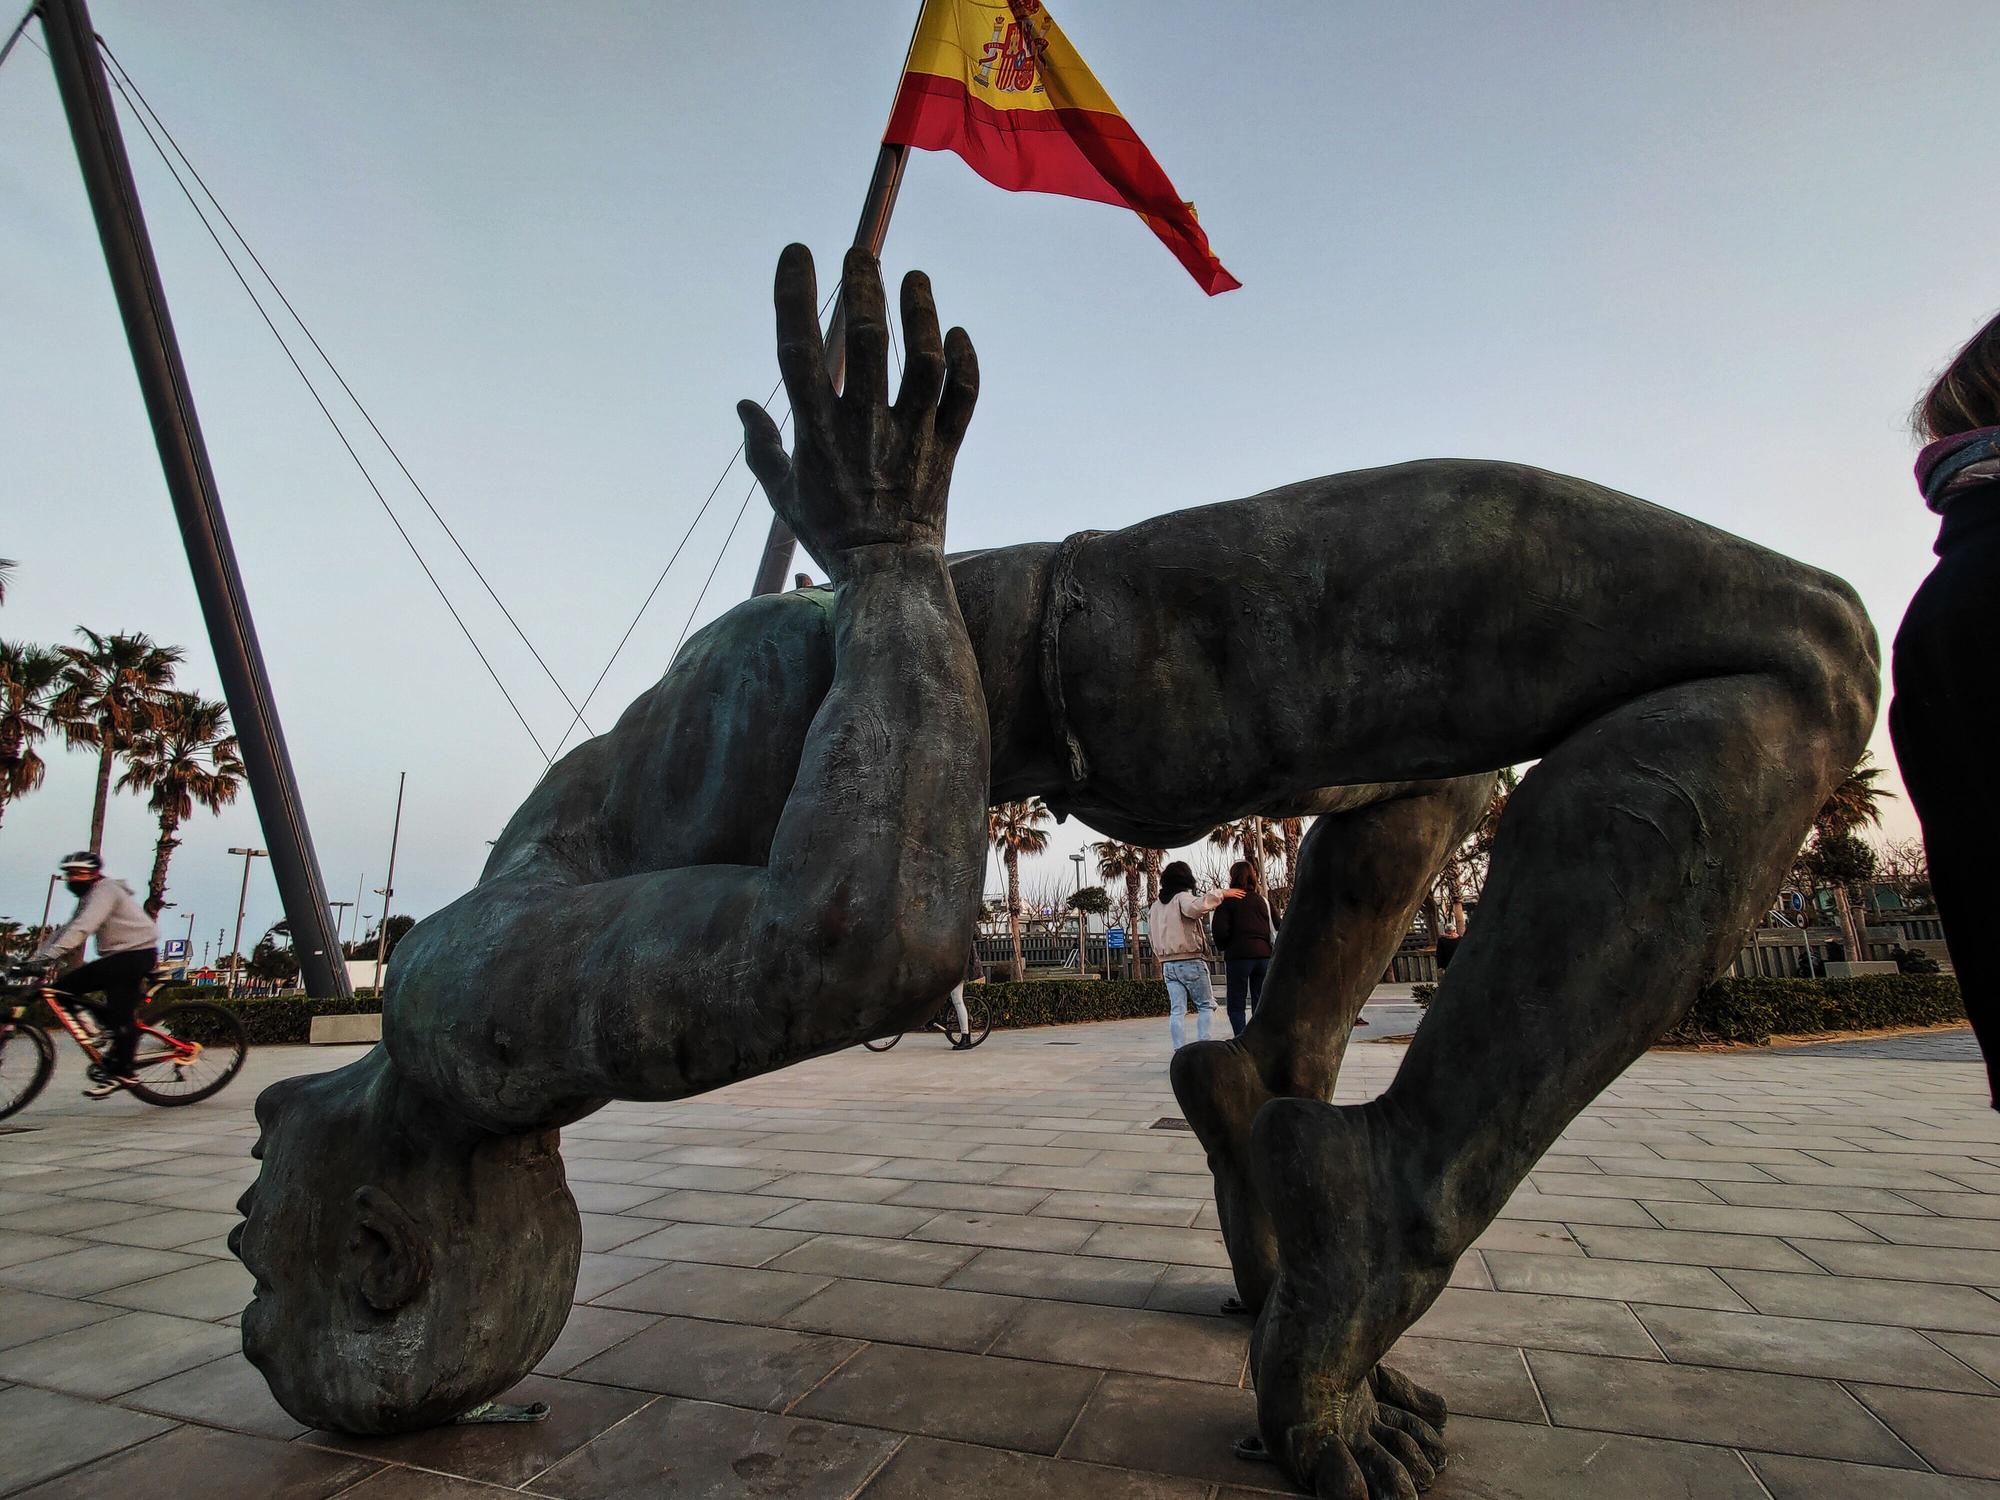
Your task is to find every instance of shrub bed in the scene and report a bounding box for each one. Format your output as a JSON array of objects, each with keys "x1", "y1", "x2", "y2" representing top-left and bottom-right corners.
[
  {"x1": 153, "y1": 992, "x2": 385, "y2": 1046},
  {"x1": 979, "y1": 978, "x2": 1168, "y2": 1029},
  {"x1": 1661, "y1": 974, "x2": 1965, "y2": 1046}
]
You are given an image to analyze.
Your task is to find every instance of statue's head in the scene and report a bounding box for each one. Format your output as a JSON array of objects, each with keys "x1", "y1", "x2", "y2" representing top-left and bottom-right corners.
[{"x1": 232, "y1": 1049, "x2": 579, "y2": 1434}]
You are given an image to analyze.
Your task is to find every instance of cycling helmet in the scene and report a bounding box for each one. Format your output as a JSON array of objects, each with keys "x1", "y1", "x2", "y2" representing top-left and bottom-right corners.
[{"x1": 57, "y1": 850, "x2": 103, "y2": 878}]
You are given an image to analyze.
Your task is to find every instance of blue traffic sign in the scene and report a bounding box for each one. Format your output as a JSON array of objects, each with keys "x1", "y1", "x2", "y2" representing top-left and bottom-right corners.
[
  {"x1": 1107, "y1": 927, "x2": 1126, "y2": 949},
  {"x1": 162, "y1": 938, "x2": 189, "y2": 961}
]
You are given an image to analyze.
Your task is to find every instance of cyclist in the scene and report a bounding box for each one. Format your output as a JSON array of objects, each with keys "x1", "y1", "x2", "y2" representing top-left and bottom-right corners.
[{"x1": 23, "y1": 851, "x2": 159, "y2": 1098}]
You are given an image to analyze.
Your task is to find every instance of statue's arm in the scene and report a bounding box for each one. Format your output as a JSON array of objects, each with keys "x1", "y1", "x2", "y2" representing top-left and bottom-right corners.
[{"x1": 384, "y1": 246, "x2": 988, "y2": 1130}]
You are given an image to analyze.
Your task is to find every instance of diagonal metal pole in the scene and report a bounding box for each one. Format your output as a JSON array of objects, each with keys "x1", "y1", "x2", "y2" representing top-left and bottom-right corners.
[
  {"x1": 40, "y1": 0, "x2": 352, "y2": 997},
  {"x1": 748, "y1": 140, "x2": 909, "y2": 597}
]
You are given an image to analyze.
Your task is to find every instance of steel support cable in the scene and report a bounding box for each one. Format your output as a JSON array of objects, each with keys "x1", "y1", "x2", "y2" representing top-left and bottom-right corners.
[
  {"x1": 542, "y1": 285, "x2": 838, "y2": 763},
  {"x1": 96, "y1": 40, "x2": 593, "y2": 747},
  {"x1": 98, "y1": 59, "x2": 555, "y2": 762},
  {"x1": 0, "y1": 4, "x2": 38, "y2": 73}
]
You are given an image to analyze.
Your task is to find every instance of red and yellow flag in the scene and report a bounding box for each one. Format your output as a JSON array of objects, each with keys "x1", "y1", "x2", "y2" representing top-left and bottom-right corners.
[{"x1": 882, "y1": 0, "x2": 1240, "y2": 295}]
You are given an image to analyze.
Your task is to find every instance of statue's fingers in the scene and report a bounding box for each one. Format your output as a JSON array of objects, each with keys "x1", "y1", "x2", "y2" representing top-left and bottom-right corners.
[
  {"x1": 894, "y1": 270, "x2": 946, "y2": 422},
  {"x1": 738, "y1": 399, "x2": 792, "y2": 500},
  {"x1": 935, "y1": 327, "x2": 980, "y2": 450},
  {"x1": 773, "y1": 244, "x2": 834, "y2": 433},
  {"x1": 840, "y1": 245, "x2": 889, "y2": 411}
]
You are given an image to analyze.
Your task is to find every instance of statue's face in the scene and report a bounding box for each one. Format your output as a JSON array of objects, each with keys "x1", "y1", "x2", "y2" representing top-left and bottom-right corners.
[{"x1": 232, "y1": 1058, "x2": 580, "y2": 1435}]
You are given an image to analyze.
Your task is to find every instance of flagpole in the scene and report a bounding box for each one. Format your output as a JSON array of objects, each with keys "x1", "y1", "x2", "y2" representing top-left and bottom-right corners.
[{"x1": 747, "y1": 140, "x2": 910, "y2": 598}]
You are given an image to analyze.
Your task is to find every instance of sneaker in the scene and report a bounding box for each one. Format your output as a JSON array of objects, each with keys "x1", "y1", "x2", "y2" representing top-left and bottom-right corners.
[{"x1": 82, "y1": 1075, "x2": 134, "y2": 1100}]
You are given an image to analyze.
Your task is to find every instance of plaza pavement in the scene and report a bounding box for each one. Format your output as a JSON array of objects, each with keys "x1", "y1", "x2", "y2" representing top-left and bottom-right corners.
[{"x1": 0, "y1": 1008, "x2": 1997, "y2": 1498}]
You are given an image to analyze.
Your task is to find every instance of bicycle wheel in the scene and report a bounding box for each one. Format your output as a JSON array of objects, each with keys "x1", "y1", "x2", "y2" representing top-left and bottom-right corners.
[
  {"x1": 124, "y1": 1002, "x2": 247, "y2": 1106},
  {"x1": 862, "y1": 1030, "x2": 903, "y2": 1052},
  {"x1": 956, "y1": 993, "x2": 993, "y2": 1048},
  {"x1": 0, "y1": 1023, "x2": 55, "y2": 1121}
]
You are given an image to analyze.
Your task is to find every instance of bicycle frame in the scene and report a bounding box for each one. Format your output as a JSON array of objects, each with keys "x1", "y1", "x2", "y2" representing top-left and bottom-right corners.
[{"x1": 28, "y1": 982, "x2": 202, "y2": 1073}]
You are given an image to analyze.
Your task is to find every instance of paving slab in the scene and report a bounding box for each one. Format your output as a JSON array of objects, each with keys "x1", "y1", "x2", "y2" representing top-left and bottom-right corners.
[
  {"x1": 301, "y1": 1374, "x2": 650, "y2": 1488},
  {"x1": 120, "y1": 1349, "x2": 309, "y2": 1439},
  {"x1": 0, "y1": 1386, "x2": 170, "y2": 1493},
  {"x1": 1527, "y1": 1348, "x2": 1921, "y2": 1464},
  {"x1": 14, "y1": 1423, "x2": 377, "y2": 1499},
  {"x1": 565, "y1": 1316, "x2": 861, "y2": 1411},
  {"x1": 795, "y1": 1342, "x2": 1101, "y2": 1453},
  {"x1": 0, "y1": 1308, "x2": 239, "y2": 1397},
  {"x1": 779, "y1": 1277, "x2": 1024, "y2": 1353},
  {"x1": 858, "y1": 1435, "x2": 1209, "y2": 1498},
  {"x1": 1852, "y1": 1384, "x2": 2000, "y2": 1480},
  {"x1": 1751, "y1": 1452, "x2": 2000, "y2": 1498},
  {"x1": 530, "y1": 1395, "x2": 900, "y2": 1499}
]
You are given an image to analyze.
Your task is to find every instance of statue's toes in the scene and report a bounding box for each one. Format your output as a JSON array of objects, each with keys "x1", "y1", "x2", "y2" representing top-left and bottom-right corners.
[
  {"x1": 1372, "y1": 1361, "x2": 1448, "y2": 1429},
  {"x1": 1370, "y1": 1418, "x2": 1439, "y2": 1490},
  {"x1": 1307, "y1": 1433, "x2": 1371, "y2": 1500},
  {"x1": 1375, "y1": 1403, "x2": 1447, "y2": 1471},
  {"x1": 1351, "y1": 1429, "x2": 1424, "y2": 1500}
]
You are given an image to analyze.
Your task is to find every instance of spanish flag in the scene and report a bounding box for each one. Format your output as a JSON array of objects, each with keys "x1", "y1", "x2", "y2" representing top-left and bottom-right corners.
[{"x1": 882, "y1": 0, "x2": 1240, "y2": 295}]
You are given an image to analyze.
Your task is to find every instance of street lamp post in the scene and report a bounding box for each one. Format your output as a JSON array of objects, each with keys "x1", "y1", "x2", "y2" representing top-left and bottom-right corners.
[
  {"x1": 35, "y1": 872, "x2": 61, "y2": 950},
  {"x1": 226, "y1": 847, "x2": 267, "y2": 999},
  {"x1": 1070, "y1": 852, "x2": 1086, "y2": 974}
]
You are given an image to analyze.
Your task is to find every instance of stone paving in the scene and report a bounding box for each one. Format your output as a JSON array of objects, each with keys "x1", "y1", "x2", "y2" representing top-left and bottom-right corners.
[{"x1": 1, "y1": 1013, "x2": 1997, "y2": 1498}]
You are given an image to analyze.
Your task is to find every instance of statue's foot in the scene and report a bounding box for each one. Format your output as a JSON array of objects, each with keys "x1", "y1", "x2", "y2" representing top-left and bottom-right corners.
[
  {"x1": 1170, "y1": 1038, "x2": 1278, "y2": 1314},
  {"x1": 1249, "y1": 1096, "x2": 1459, "y2": 1497}
]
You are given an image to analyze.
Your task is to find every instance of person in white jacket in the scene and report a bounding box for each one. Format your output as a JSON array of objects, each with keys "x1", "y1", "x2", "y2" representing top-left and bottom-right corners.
[
  {"x1": 1147, "y1": 860, "x2": 1242, "y2": 1051},
  {"x1": 27, "y1": 851, "x2": 160, "y2": 1097}
]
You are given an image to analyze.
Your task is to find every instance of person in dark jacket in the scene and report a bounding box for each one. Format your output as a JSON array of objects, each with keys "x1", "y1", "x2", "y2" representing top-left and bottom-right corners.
[
  {"x1": 1892, "y1": 308, "x2": 2000, "y2": 1110},
  {"x1": 1211, "y1": 859, "x2": 1274, "y2": 1037}
]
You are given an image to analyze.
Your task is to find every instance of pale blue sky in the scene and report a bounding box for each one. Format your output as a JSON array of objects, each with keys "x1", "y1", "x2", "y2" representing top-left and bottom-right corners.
[{"x1": 4, "y1": 2, "x2": 1996, "y2": 947}]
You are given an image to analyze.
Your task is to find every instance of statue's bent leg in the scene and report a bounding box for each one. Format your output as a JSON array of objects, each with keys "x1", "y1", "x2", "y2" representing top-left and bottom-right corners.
[
  {"x1": 1249, "y1": 663, "x2": 1873, "y2": 1497},
  {"x1": 1171, "y1": 776, "x2": 1492, "y2": 1315}
]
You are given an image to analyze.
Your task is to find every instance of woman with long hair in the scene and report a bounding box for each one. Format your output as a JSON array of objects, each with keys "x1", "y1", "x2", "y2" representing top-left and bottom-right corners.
[
  {"x1": 1147, "y1": 859, "x2": 1242, "y2": 1051},
  {"x1": 1893, "y1": 308, "x2": 2000, "y2": 1110},
  {"x1": 1211, "y1": 858, "x2": 1274, "y2": 1037}
]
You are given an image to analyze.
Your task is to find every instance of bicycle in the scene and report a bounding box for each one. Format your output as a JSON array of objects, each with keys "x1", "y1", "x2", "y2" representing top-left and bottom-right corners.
[
  {"x1": 862, "y1": 990, "x2": 993, "y2": 1051},
  {"x1": 1, "y1": 964, "x2": 247, "y2": 1118}
]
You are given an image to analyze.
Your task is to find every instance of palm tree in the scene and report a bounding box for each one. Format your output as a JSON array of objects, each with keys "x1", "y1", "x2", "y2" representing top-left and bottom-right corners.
[
  {"x1": 1815, "y1": 752, "x2": 1894, "y2": 838},
  {"x1": 1281, "y1": 817, "x2": 1304, "y2": 887},
  {"x1": 0, "y1": 558, "x2": 14, "y2": 605},
  {"x1": 0, "y1": 641, "x2": 65, "y2": 843},
  {"x1": 1096, "y1": 840, "x2": 1147, "y2": 934},
  {"x1": 1207, "y1": 817, "x2": 1286, "y2": 887},
  {"x1": 116, "y1": 691, "x2": 244, "y2": 916},
  {"x1": 0, "y1": 919, "x2": 26, "y2": 959},
  {"x1": 52, "y1": 629, "x2": 183, "y2": 856},
  {"x1": 988, "y1": 798, "x2": 1051, "y2": 981},
  {"x1": 1801, "y1": 752, "x2": 1893, "y2": 962}
]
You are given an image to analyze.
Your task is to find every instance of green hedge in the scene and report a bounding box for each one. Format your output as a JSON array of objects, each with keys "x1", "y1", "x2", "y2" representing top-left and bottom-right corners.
[
  {"x1": 1662, "y1": 975, "x2": 1965, "y2": 1046},
  {"x1": 980, "y1": 978, "x2": 1168, "y2": 1029},
  {"x1": 148, "y1": 992, "x2": 383, "y2": 1045}
]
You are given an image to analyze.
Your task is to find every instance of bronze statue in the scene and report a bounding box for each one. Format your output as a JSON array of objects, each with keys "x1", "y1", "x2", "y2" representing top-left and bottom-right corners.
[{"x1": 234, "y1": 244, "x2": 1876, "y2": 1498}]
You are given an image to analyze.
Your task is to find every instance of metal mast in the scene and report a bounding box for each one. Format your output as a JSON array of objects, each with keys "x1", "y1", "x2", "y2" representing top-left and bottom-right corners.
[{"x1": 40, "y1": 0, "x2": 352, "y2": 997}]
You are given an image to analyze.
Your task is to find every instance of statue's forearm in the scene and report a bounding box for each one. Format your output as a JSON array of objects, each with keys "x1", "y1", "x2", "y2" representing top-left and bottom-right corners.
[{"x1": 754, "y1": 542, "x2": 990, "y2": 1021}]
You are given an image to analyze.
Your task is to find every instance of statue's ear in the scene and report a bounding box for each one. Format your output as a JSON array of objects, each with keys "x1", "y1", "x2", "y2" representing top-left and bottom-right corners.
[{"x1": 347, "y1": 1185, "x2": 431, "y2": 1312}]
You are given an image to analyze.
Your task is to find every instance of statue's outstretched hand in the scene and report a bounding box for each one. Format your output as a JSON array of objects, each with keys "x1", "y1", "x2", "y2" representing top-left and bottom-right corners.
[{"x1": 739, "y1": 244, "x2": 978, "y2": 578}]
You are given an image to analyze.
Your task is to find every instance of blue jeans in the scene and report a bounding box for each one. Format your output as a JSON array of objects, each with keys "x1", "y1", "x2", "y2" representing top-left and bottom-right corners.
[
  {"x1": 1163, "y1": 958, "x2": 1215, "y2": 1049},
  {"x1": 1225, "y1": 956, "x2": 1269, "y2": 1037}
]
